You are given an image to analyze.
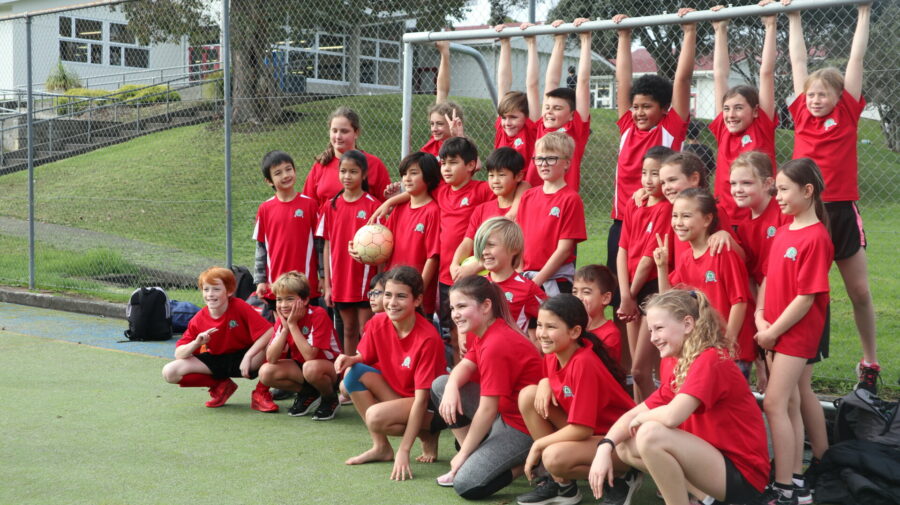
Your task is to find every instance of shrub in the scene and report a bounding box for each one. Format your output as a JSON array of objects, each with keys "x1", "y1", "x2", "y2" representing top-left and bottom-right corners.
[
  {"x1": 126, "y1": 85, "x2": 181, "y2": 105},
  {"x1": 56, "y1": 88, "x2": 114, "y2": 114},
  {"x1": 45, "y1": 61, "x2": 82, "y2": 92},
  {"x1": 202, "y1": 70, "x2": 224, "y2": 100},
  {"x1": 114, "y1": 84, "x2": 144, "y2": 101}
]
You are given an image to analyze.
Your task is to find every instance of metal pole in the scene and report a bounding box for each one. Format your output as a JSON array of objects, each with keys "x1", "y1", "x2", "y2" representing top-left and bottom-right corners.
[
  {"x1": 400, "y1": 41, "x2": 413, "y2": 159},
  {"x1": 403, "y1": 0, "x2": 871, "y2": 43},
  {"x1": 528, "y1": 0, "x2": 535, "y2": 24},
  {"x1": 223, "y1": 0, "x2": 233, "y2": 268},
  {"x1": 26, "y1": 15, "x2": 35, "y2": 289}
]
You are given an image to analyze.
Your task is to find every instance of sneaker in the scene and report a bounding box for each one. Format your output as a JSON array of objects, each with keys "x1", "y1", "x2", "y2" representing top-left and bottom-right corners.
[
  {"x1": 761, "y1": 486, "x2": 799, "y2": 505},
  {"x1": 251, "y1": 387, "x2": 279, "y2": 413},
  {"x1": 271, "y1": 388, "x2": 295, "y2": 401},
  {"x1": 312, "y1": 395, "x2": 340, "y2": 421},
  {"x1": 205, "y1": 379, "x2": 237, "y2": 408},
  {"x1": 436, "y1": 471, "x2": 455, "y2": 487},
  {"x1": 288, "y1": 385, "x2": 321, "y2": 417},
  {"x1": 855, "y1": 361, "x2": 881, "y2": 394},
  {"x1": 795, "y1": 486, "x2": 813, "y2": 505},
  {"x1": 598, "y1": 470, "x2": 642, "y2": 505},
  {"x1": 518, "y1": 475, "x2": 582, "y2": 505}
]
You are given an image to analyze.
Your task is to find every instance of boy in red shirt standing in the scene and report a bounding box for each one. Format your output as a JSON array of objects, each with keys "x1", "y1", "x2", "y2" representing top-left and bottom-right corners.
[{"x1": 162, "y1": 267, "x2": 275, "y2": 411}]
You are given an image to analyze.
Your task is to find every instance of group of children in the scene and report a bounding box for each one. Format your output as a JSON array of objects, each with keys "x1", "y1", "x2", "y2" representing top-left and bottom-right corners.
[{"x1": 162, "y1": 3, "x2": 881, "y2": 505}]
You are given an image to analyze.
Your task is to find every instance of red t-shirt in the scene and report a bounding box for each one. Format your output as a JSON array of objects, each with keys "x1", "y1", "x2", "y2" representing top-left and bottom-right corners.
[
  {"x1": 613, "y1": 110, "x2": 688, "y2": 220},
  {"x1": 464, "y1": 320, "x2": 543, "y2": 435},
  {"x1": 619, "y1": 199, "x2": 673, "y2": 281},
  {"x1": 434, "y1": 180, "x2": 495, "y2": 285},
  {"x1": 672, "y1": 204, "x2": 739, "y2": 269},
  {"x1": 464, "y1": 200, "x2": 509, "y2": 240},
  {"x1": 734, "y1": 197, "x2": 791, "y2": 285},
  {"x1": 669, "y1": 247, "x2": 756, "y2": 363},
  {"x1": 420, "y1": 137, "x2": 443, "y2": 159},
  {"x1": 517, "y1": 186, "x2": 587, "y2": 272},
  {"x1": 544, "y1": 342, "x2": 635, "y2": 434},
  {"x1": 589, "y1": 320, "x2": 623, "y2": 366},
  {"x1": 790, "y1": 90, "x2": 865, "y2": 202},
  {"x1": 385, "y1": 200, "x2": 441, "y2": 314},
  {"x1": 525, "y1": 111, "x2": 591, "y2": 192},
  {"x1": 646, "y1": 348, "x2": 770, "y2": 492},
  {"x1": 302, "y1": 151, "x2": 391, "y2": 207},
  {"x1": 357, "y1": 312, "x2": 446, "y2": 398},
  {"x1": 709, "y1": 110, "x2": 778, "y2": 222},
  {"x1": 489, "y1": 272, "x2": 546, "y2": 333},
  {"x1": 177, "y1": 298, "x2": 272, "y2": 355},
  {"x1": 762, "y1": 223, "x2": 833, "y2": 359},
  {"x1": 271, "y1": 306, "x2": 342, "y2": 362},
  {"x1": 494, "y1": 115, "x2": 538, "y2": 164},
  {"x1": 316, "y1": 193, "x2": 381, "y2": 303},
  {"x1": 252, "y1": 193, "x2": 320, "y2": 298}
]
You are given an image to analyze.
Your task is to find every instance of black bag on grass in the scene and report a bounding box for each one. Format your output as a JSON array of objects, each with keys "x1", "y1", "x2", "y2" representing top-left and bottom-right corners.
[
  {"x1": 231, "y1": 265, "x2": 255, "y2": 301},
  {"x1": 833, "y1": 388, "x2": 900, "y2": 447},
  {"x1": 124, "y1": 287, "x2": 172, "y2": 341}
]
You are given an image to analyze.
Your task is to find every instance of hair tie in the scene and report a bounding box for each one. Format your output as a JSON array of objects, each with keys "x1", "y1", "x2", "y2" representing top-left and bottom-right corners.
[{"x1": 689, "y1": 290, "x2": 698, "y2": 299}]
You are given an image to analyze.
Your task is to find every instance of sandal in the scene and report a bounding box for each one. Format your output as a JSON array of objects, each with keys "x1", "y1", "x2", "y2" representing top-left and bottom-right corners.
[{"x1": 436, "y1": 471, "x2": 455, "y2": 487}]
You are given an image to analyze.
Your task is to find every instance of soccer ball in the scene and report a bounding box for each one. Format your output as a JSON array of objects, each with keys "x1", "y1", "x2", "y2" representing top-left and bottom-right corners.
[
  {"x1": 353, "y1": 224, "x2": 394, "y2": 265},
  {"x1": 460, "y1": 256, "x2": 489, "y2": 277}
]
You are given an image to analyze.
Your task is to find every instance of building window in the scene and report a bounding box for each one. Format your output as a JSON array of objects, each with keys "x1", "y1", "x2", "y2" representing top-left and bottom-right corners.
[
  {"x1": 276, "y1": 32, "x2": 400, "y2": 87},
  {"x1": 59, "y1": 16, "x2": 148, "y2": 68}
]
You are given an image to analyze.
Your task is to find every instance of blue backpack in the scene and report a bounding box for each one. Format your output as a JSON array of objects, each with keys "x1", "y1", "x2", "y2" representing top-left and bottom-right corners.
[{"x1": 169, "y1": 300, "x2": 201, "y2": 334}]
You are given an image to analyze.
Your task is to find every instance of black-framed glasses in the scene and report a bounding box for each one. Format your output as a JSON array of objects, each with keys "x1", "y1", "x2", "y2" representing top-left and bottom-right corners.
[
  {"x1": 532, "y1": 156, "x2": 561, "y2": 166},
  {"x1": 367, "y1": 289, "x2": 383, "y2": 298}
]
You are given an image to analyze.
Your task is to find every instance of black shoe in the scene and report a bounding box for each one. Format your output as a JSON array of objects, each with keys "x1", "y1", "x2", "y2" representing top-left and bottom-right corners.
[
  {"x1": 855, "y1": 361, "x2": 881, "y2": 394},
  {"x1": 312, "y1": 395, "x2": 340, "y2": 421},
  {"x1": 517, "y1": 475, "x2": 559, "y2": 505},
  {"x1": 760, "y1": 486, "x2": 799, "y2": 505},
  {"x1": 288, "y1": 384, "x2": 321, "y2": 417},
  {"x1": 599, "y1": 470, "x2": 642, "y2": 505},
  {"x1": 271, "y1": 388, "x2": 295, "y2": 401}
]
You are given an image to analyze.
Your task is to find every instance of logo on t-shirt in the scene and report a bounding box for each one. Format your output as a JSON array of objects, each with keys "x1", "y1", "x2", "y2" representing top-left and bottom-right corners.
[
  {"x1": 705, "y1": 270, "x2": 717, "y2": 283},
  {"x1": 766, "y1": 226, "x2": 777, "y2": 239},
  {"x1": 563, "y1": 385, "x2": 574, "y2": 398},
  {"x1": 294, "y1": 209, "x2": 304, "y2": 218},
  {"x1": 645, "y1": 222, "x2": 653, "y2": 233},
  {"x1": 505, "y1": 291, "x2": 514, "y2": 302},
  {"x1": 228, "y1": 320, "x2": 238, "y2": 328},
  {"x1": 301, "y1": 326, "x2": 310, "y2": 335},
  {"x1": 514, "y1": 138, "x2": 524, "y2": 147},
  {"x1": 741, "y1": 134, "x2": 753, "y2": 147},
  {"x1": 824, "y1": 118, "x2": 837, "y2": 131},
  {"x1": 414, "y1": 223, "x2": 425, "y2": 233},
  {"x1": 357, "y1": 210, "x2": 367, "y2": 219},
  {"x1": 784, "y1": 246, "x2": 799, "y2": 261},
  {"x1": 558, "y1": 127, "x2": 567, "y2": 134},
  {"x1": 401, "y1": 356, "x2": 411, "y2": 368},
  {"x1": 549, "y1": 206, "x2": 561, "y2": 218},
  {"x1": 460, "y1": 197, "x2": 470, "y2": 207}
]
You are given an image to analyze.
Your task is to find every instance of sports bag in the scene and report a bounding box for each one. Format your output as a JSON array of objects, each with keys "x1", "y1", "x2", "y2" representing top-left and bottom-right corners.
[
  {"x1": 124, "y1": 287, "x2": 172, "y2": 341},
  {"x1": 833, "y1": 388, "x2": 900, "y2": 447},
  {"x1": 231, "y1": 265, "x2": 256, "y2": 301},
  {"x1": 169, "y1": 300, "x2": 201, "y2": 334}
]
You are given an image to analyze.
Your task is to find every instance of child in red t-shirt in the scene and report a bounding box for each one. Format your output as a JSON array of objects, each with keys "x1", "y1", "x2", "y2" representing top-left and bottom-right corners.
[
  {"x1": 606, "y1": 10, "x2": 695, "y2": 273},
  {"x1": 492, "y1": 25, "x2": 540, "y2": 165},
  {"x1": 709, "y1": 7, "x2": 778, "y2": 222},
  {"x1": 253, "y1": 150, "x2": 320, "y2": 305},
  {"x1": 515, "y1": 294, "x2": 634, "y2": 504},
  {"x1": 517, "y1": 133, "x2": 587, "y2": 295},
  {"x1": 162, "y1": 267, "x2": 275, "y2": 411},
  {"x1": 522, "y1": 18, "x2": 593, "y2": 192},
  {"x1": 302, "y1": 107, "x2": 391, "y2": 206},
  {"x1": 419, "y1": 41, "x2": 464, "y2": 158},
  {"x1": 573, "y1": 264, "x2": 624, "y2": 368},
  {"x1": 654, "y1": 189, "x2": 756, "y2": 378},
  {"x1": 258, "y1": 272, "x2": 342, "y2": 420},
  {"x1": 787, "y1": 4, "x2": 879, "y2": 391},
  {"x1": 756, "y1": 159, "x2": 834, "y2": 504},
  {"x1": 586, "y1": 289, "x2": 769, "y2": 505},
  {"x1": 317, "y1": 150, "x2": 380, "y2": 356},
  {"x1": 431, "y1": 275, "x2": 543, "y2": 499},
  {"x1": 617, "y1": 146, "x2": 673, "y2": 401},
  {"x1": 334, "y1": 266, "x2": 447, "y2": 480}
]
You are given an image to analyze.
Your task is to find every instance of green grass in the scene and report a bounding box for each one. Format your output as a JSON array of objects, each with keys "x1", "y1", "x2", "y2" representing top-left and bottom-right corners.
[
  {"x1": 0, "y1": 331, "x2": 665, "y2": 504},
  {"x1": 0, "y1": 92, "x2": 896, "y2": 391}
]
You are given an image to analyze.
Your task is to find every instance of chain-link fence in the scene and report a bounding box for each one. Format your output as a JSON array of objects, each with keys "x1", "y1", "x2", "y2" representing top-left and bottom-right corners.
[{"x1": 0, "y1": 0, "x2": 895, "y2": 390}]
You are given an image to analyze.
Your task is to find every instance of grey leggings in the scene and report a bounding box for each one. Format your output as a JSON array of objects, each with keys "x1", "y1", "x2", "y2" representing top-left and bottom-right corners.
[{"x1": 430, "y1": 374, "x2": 534, "y2": 500}]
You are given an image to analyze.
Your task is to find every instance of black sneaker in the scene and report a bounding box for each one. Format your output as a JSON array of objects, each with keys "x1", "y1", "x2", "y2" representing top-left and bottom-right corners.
[
  {"x1": 288, "y1": 384, "x2": 321, "y2": 417},
  {"x1": 517, "y1": 475, "x2": 560, "y2": 505},
  {"x1": 312, "y1": 395, "x2": 340, "y2": 421},
  {"x1": 271, "y1": 388, "x2": 295, "y2": 401},
  {"x1": 855, "y1": 361, "x2": 881, "y2": 394},
  {"x1": 598, "y1": 470, "x2": 642, "y2": 505},
  {"x1": 761, "y1": 486, "x2": 799, "y2": 505}
]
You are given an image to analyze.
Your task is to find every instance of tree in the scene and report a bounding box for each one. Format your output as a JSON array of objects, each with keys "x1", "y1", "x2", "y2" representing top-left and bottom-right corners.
[
  {"x1": 487, "y1": 0, "x2": 528, "y2": 26},
  {"x1": 118, "y1": 0, "x2": 469, "y2": 124},
  {"x1": 864, "y1": 1, "x2": 899, "y2": 151}
]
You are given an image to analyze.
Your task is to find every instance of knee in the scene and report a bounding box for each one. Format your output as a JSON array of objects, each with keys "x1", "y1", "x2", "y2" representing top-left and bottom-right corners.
[
  {"x1": 162, "y1": 362, "x2": 181, "y2": 383},
  {"x1": 257, "y1": 363, "x2": 276, "y2": 386},
  {"x1": 517, "y1": 385, "x2": 538, "y2": 415},
  {"x1": 430, "y1": 374, "x2": 450, "y2": 403},
  {"x1": 454, "y1": 465, "x2": 512, "y2": 500},
  {"x1": 634, "y1": 420, "x2": 670, "y2": 454},
  {"x1": 302, "y1": 360, "x2": 329, "y2": 382},
  {"x1": 364, "y1": 405, "x2": 389, "y2": 432},
  {"x1": 542, "y1": 444, "x2": 568, "y2": 477}
]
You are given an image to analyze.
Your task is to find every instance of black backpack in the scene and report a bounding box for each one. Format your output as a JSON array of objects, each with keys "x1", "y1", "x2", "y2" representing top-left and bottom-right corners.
[
  {"x1": 231, "y1": 265, "x2": 256, "y2": 301},
  {"x1": 834, "y1": 388, "x2": 900, "y2": 447},
  {"x1": 124, "y1": 287, "x2": 173, "y2": 341}
]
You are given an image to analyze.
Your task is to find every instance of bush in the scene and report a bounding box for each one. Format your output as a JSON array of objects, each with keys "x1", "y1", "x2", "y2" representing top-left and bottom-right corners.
[
  {"x1": 125, "y1": 85, "x2": 181, "y2": 105},
  {"x1": 56, "y1": 88, "x2": 114, "y2": 114},
  {"x1": 202, "y1": 70, "x2": 224, "y2": 100},
  {"x1": 45, "y1": 61, "x2": 82, "y2": 92},
  {"x1": 114, "y1": 84, "x2": 144, "y2": 101}
]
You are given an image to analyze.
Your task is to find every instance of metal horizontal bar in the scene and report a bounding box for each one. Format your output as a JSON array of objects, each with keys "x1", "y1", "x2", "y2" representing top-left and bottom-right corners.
[{"x1": 403, "y1": 0, "x2": 873, "y2": 43}]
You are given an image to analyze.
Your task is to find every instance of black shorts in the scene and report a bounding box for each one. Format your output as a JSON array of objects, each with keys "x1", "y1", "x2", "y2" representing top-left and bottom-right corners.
[
  {"x1": 333, "y1": 300, "x2": 370, "y2": 311},
  {"x1": 636, "y1": 278, "x2": 659, "y2": 315},
  {"x1": 807, "y1": 302, "x2": 830, "y2": 365},
  {"x1": 825, "y1": 201, "x2": 866, "y2": 261},
  {"x1": 196, "y1": 350, "x2": 257, "y2": 380},
  {"x1": 438, "y1": 282, "x2": 453, "y2": 339},
  {"x1": 607, "y1": 220, "x2": 623, "y2": 308},
  {"x1": 723, "y1": 454, "x2": 764, "y2": 504}
]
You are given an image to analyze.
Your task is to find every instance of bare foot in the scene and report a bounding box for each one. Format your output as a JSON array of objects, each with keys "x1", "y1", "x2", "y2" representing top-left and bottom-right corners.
[
  {"x1": 345, "y1": 445, "x2": 394, "y2": 465},
  {"x1": 416, "y1": 431, "x2": 439, "y2": 463}
]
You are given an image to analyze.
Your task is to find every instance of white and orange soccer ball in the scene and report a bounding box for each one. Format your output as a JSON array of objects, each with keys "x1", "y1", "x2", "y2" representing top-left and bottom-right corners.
[{"x1": 352, "y1": 224, "x2": 394, "y2": 265}]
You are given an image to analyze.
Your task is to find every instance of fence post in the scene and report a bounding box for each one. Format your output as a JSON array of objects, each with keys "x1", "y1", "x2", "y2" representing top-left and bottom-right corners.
[
  {"x1": 26, "y1": 15, "x2": 35, "y2": 289},
  {"x1": 401, "y1": 42, "x2": 413, "y2": 159},
  {"x1": 223, "y1": 0, "x2": 233, "y2": 269}
]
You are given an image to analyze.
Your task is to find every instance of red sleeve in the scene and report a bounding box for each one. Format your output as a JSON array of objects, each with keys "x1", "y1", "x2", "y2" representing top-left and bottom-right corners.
[
  {"x1": 559, "y1": 193, "x2": 587, "y2": 242},
  {"x1": 574, "y1": 110, "x2": 591, "y2": 141},
  {"x1": 493, "y1": 116, "x2": 503, "y2": 149},
  {"x1": 309, "y1": 307, "x2": 336, "y2": 351},
  {"x1": 464, "y1": 205, "x2": 484, "y2": 240},
  {"x1": 238, "y1": 299, "x2": 274, "y2": 340},
  {"x1": 357, "y1": 316, "x2": 381, "y2": 365},
  {"x1": 524, "y1": 282, "x2": 546, "y2": 320},
  {"x1": 796, "y1": 233, "x2": 832, "y2": 295},
  {"x1": 675, "y1": 350, "x2": 727, "y2": 414},
  {"x1": 719, "y1": 250, "x2": 751, "y2": 305},
  {"x1": 413, "y1": 334, "x2": 446, "y2": 390},
  {"x1": 315, "y1": 205, "x2": 329, "y2": 240},
  {"x1": 302, "y1": 163, "x2": 320, "y2": 199},
  {"x1": 566, "y1": 358, "x2": 605, "y2": 428},
  {"x1": 709, "y1": 112, "x2": 727, "y2": 141},
  {"x1": 618, "y1": 202, "x2": 633, "y2": 250},
  {"x1": 253, "y1": 203, "x2": 266, "y2": 243},
  {"x1": 425, "y1": 204, "x2": 441, "y2": 259},
  {"x1": 660, "y1": 108, "x2": 689, "y2": 145},
  {"x1": 616, "y1": 111, "x2": 634, "y2": 134},
  {"x1": 368, "y1": 155, "x2": 391, "y2": 202}
]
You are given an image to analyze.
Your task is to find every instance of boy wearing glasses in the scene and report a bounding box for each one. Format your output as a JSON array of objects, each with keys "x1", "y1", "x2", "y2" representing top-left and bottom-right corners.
[{"x1": 516, "y1": 132, "x2": 586, "y2": 295}]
